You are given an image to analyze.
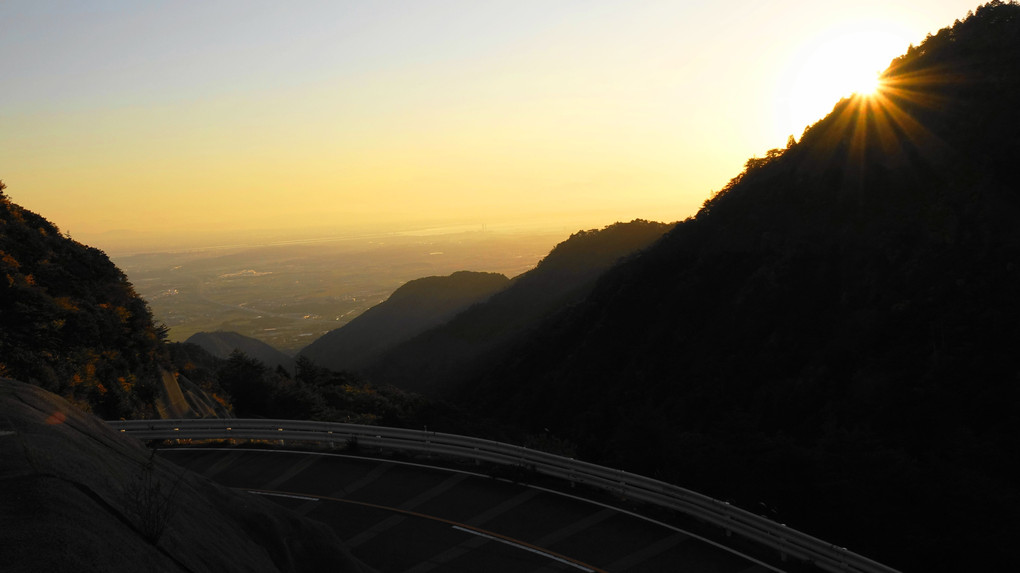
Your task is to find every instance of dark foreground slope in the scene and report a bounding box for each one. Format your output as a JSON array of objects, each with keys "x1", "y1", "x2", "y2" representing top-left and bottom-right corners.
[
  {"x1": 0, "y1": 378, "x2": 368, "y2": 573},
  {"x1": 366, "y1": 220, "x2": 673, "y2": 395},
  {"x1": 300, "y1": 271, "x2": 509, "y2": 373},
  {"x1": 454, "y1": 4, "x2": 1020, "y2": 571}
]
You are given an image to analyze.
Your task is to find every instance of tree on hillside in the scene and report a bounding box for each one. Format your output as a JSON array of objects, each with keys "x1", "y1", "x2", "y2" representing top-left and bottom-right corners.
[
  {"x1": 217, "y1": 350, "x2": 275, "y2": 416},
  {"x1": 0, "y1": 180, "x2": 173, "y2": 418}
]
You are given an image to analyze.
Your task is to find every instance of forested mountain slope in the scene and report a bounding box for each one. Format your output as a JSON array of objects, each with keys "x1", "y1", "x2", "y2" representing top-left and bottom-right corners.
[
  {"x1": 0, "y1": 182, "x2": 230, "y2": 419},
  {"x1": 365, "y1": 220, "x2": 673, "y2": 395},
  {"x1": 300, "y1": 271, "x2": 509, "y2": 373},
  {"x1": 452, "y1": 4, "x2": 1020, "y2": 571},
  {"x1": 188, "y1": 331, "x2": 296, "y2": 374}
]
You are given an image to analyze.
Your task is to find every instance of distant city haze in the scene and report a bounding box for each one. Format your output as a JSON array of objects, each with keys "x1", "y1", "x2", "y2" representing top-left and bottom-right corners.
[
  {"x1": 2, "y1": 0, "x2": 981, "y2": 255},
  {"x1": 116, "y1": 228, "x2": 566, "y2": 352}
]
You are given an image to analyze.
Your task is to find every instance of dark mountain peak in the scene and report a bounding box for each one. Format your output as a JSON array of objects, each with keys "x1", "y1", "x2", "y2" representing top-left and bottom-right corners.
[
  {"x1": 534, "y1": 219, "x2": 674, "y2": 273},
  {"x1": 299, "y1": 270, "x2": 510, "y2": 373},
  {"x1": 364, "y1": 219, "x2": 673, "y2": 395},
  {"x1": 185, "y1": 331, "x2": 296, "y2": 374},
  {"x1": 386, "y1": 270, "x2": 509, "y2": 304}
]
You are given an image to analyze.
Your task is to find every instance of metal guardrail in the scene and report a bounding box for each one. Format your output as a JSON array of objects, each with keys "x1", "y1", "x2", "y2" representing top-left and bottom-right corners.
[{"x1": 107, "y1": 418, "x2": 900, "y2": 573}]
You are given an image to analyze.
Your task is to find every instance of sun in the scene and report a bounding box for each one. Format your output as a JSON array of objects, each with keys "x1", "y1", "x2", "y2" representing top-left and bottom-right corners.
[
  {"x1": 776, "y1": 24, "x2": 910, "y2": 139},
  {"x1": 849, "y1": 69, "x2": 882, "y2": 98}
]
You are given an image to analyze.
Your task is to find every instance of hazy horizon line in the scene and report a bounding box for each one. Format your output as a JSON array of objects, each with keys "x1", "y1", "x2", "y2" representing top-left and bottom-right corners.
[{"x1": 87, "y1": 209, "x2": 687, "y2": 258}]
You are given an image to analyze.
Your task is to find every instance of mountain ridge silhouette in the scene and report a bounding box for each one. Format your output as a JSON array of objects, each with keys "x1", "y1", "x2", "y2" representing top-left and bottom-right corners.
[
  {"x1": 420, "y1": 4, "x2": 1020, "y2": 570},
  {"x1": 299, "y1": 270, "x2": 510, "y2": 373}
]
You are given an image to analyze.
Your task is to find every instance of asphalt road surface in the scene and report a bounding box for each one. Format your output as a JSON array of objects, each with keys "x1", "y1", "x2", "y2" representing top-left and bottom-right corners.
[{"x1": 160, "y1": 447, "x2": 781, "y2": 573}]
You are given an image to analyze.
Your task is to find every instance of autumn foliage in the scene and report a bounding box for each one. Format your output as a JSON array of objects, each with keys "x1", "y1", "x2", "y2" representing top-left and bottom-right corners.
[{"x1": 0, "y1": 181, "x2": 171, "y2": 418}]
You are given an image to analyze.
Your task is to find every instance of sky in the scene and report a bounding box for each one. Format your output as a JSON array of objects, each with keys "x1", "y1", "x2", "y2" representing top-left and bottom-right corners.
[{"x1": 0, "y1": 0, "x2": 986, "y2": 253}]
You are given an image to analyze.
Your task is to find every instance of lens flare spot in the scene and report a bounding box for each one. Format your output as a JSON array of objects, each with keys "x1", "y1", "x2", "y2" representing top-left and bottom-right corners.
[{"x1": 45, "y1": 411, "x2": 67, "y2": 425}]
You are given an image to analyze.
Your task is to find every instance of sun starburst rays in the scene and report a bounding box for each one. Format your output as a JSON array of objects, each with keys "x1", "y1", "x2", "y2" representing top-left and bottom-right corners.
[{"x1": 797, "y1": 62, "x2": 956, "y2": 199}]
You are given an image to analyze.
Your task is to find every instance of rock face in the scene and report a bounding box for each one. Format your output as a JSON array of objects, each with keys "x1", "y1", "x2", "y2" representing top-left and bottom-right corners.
[
  {"x1": 152, "y1": 369, "x2": 231, "y2": 419},
  {"x1": 0, "y1": 378, "x2": 369, "y2": 573}
]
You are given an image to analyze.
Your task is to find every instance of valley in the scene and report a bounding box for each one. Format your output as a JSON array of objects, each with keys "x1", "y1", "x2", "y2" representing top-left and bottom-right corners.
[{"x1": 115, "y1": 229, "x2": 563, "y2": 353}]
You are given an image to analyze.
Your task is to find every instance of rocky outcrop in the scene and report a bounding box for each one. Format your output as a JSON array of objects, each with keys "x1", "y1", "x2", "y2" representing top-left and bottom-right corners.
[{"x1": 0, "y1": 378, "x2": 369, "y2": 573}]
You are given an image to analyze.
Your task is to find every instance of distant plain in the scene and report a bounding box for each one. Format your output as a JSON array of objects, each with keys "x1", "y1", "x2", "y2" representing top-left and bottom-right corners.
[{"x1": 115, "y1": 229, "x2": 565, "y2": 354}]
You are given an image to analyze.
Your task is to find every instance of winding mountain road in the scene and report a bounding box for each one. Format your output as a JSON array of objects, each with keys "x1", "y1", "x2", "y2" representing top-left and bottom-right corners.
[{"x1": 160, "y1": 447, "x2": 779, "y2": 572}]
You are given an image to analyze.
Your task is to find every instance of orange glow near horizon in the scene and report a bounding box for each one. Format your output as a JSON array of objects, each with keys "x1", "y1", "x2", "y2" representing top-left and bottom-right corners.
[{"x1": 0, "y1": 1, "x2": 983, "y2": 254}]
